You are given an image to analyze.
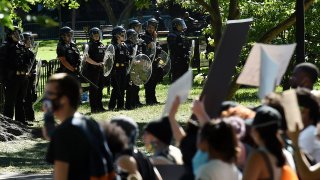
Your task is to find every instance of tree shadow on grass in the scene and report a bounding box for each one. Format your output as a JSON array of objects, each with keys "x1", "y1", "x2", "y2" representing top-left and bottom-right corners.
[{"x1": 0, "y1": 140, "x2": 51, "y2": 174}]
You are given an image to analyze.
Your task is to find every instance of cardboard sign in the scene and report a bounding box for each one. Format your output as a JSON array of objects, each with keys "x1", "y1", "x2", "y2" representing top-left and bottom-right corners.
[
  {"x1": 237, "y1": 43, "x2": 296, "y2": 86},
  {"x1": 199, "y1": 18, "x2": 253, "y2": 118}
]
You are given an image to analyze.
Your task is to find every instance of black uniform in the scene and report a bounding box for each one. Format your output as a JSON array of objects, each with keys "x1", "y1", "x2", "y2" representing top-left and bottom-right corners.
[
  {"x1": 141, "y1": 32, "x2": 163, "y2": 105},
  {"x1": 83, "y1": 41, "x2": 105, "y2": 112},
  {"x1": 0, "y1": 41, "x2": 31, "y2": 123},
  {"x1": 56, "y1": 41, "x2": 81, "y2": 75},
  {"x1": 167, "y1": 31, "x2": 190, "y2": 82},
  {"x1": 108, "y1": 42, "x2": 130, "y2": 110},
  {"x1": 24, "y1": 49, "x2": 37, "y2": 121}
]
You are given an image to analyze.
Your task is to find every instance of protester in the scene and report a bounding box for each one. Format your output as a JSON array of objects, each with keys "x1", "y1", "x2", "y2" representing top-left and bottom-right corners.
[
  {"x1": 107, "y1": 116, "x2": 161, "y2": 180},
  {"x1": 43, "y1": 73, "x2": 114, "y2": 180},
  {"x1": 243, "y1": 105, "x2": 298, "y2": 180},
  {"x1": 288, "y1": 123, "x2": 320, "y2": 180},
  {"x1": 296, "y1": 88, "x2": 320, "y2": 163},
  {"x1": 143, "y1": 116, "x2": 183, "y2": 165},
  {"x1": 196, "y1": 120, "x2": 242, "y2": 180}
]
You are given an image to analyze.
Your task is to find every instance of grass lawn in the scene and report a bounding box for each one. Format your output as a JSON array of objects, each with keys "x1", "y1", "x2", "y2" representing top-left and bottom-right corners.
[{"x1": 0, "y1": 39, "x2": 271, "y2": 175}]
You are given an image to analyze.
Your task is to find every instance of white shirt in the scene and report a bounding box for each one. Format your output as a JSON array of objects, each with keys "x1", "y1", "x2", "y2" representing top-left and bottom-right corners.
[
  {"x1": 196, "y1": 159, "x2": 242, "y2": 180},
  {"x1": 299, "y1": 125, "x2": 320, "y2": 162}
]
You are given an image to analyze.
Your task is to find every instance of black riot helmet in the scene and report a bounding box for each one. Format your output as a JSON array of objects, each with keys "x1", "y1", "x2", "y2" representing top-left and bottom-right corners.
[
  {"x1": 147, "y1": 18, "x2": 158, "y2": 30},
  {"x1": 5, "y1": 26, "x2": 21, "y2": 42},
  {"x1": 129, "y1": 19, "x2": 141, "y2": 29},
  {"x1": 126, "y1": 29, "x2": 138, "y2": 44},
  {"x1": 59, "y1": 26, "x2": 73, "y2": 43},
  {"x1": 89, "y1": 27, "x2": 102, "y2": 42},
  {"x1": 110, "y1": 116, "x2": 139, "y2": 149},
  {"x1": 112, "y1": 26, "x2": 126, "y2": 43},
  {"x1": 60, "y1": 26, "x2": 73, "y2": 36},
  {"x1": 172, "y1": 18, "x2": 187, "y2": 32}
]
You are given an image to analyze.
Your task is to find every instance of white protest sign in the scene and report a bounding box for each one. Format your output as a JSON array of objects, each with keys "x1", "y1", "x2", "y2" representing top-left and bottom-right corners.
[
  {"x1": 258, "y1": 47, "x2": 279, "y2": 99},
  {"x1": 162, "y1": 69, "x2": 193, "y2": 116},
  {"x1": 237, "y1": 43, "x2": 296, "y2": 86}
]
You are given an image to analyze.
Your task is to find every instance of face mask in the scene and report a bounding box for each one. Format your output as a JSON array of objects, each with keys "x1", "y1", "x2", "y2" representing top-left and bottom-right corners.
[
  {"x1": 192, "y1": 149, "x2": 209, "y2": 176},
  {"x1": 42, "y1": 96, "x2": 61, "y2": 112}
]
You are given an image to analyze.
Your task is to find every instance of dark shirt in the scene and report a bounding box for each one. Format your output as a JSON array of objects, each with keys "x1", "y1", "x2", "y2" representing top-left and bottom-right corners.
[
  {"x1": 112, "y1": 42, "x2": 130, "y2": 67},
  {"x1": 0, "y1": 41, "x2": 31, "y2": 72},
  {"x1": 57, "y1": 41, "x2": 81, "y2": 68},
  {"x1": 46, "y1": 116, "x2": 91, "y2": 180},
  {"x1": 167, "y1": 32, "x2": 190, "y2": 66},
  {"x1": 88, "y1": 41, "x2": 105, "y2": 63}
]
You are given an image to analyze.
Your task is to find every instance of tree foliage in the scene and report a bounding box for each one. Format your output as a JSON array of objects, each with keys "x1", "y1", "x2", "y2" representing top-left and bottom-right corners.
[{"x1": 0, "y1": 0, "x2": 79, "y2": 29}]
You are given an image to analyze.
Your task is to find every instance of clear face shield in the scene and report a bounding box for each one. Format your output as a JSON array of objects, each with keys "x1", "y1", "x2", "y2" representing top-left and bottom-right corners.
[
  {"x1": 12, "y1": 30, "x2": 22, "y2": 42},
  {"x1": 24, "y1": 36, "x2": 34, "y2": 48},
  {"x1": 62, "y1": 32, "x2": 74, "y2": 43},
  {"x1": 91, "y1": 30, "x2": 103, "y2": 42},
  {"x1": 117, "y1": 32, "x2": 127, "y2": 42},
  {"x1": 129, "y1": 33, "x2": 139, "y2": 44},
  {"x1": 134, "y1": 24, "x2": 142, "y2": 34},
  {"x1": 180, "y1": 20, "x2": 187, "y2": 31}
]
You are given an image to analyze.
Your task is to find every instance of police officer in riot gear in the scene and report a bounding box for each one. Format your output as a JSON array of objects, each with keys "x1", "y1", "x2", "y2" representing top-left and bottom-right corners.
[
  {"x1": 22, "y1": 32, "x2": 37, "y2": 122},
  {"x1": 56, "y1": 26, "x2": 81, "y2": 75},
  {"x1": 108, "y1": 26, "x2": 131, "y2": 110},
  {"x1": 142, "y1": 18, "x2": 163, "y2": 105},
  {"x1": 82, "y1": 27, "x2": 106, "y2": 113},
  {"x1": 125, "y1": 29, "x2": 142, "y2": 109},
  {"x1": 0, "y1": 26, "x2": 31, "y2": 124},
  {"x1": 154, "y1": 10, "x2": 167, "y2": 31},
  {"x1": 167, "y1": 18, "x2": 190, "y2": 82}
]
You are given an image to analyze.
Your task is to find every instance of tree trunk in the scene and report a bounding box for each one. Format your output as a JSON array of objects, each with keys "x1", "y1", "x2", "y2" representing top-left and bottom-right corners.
[
  {"x1": 210, "y1": 0, "x2": 222, "y2": 47},
  {"x1": 97, "y1": 0, "x2": 117, "y2": 25},
  {"x1": 117, "y1": 0, "x2": 135, "y2": 25},
  {"x1": 228, "y1": 0, "x2": 240, "y2": 20},
  {"x1": 71, "y1": 9, "x2": 76, "y2": 30}
]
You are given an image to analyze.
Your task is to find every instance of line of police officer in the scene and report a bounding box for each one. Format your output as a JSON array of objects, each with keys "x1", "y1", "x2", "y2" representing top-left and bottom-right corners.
[
  {"x1": 0, "y1": 27, "x2": 37, "y2": 124},
  {"x1": 0, "y1": 17, "x2": 191, "y2": 120},
  {"x1": 52, "y1": 17, "x2": 191, "y2": 112}
]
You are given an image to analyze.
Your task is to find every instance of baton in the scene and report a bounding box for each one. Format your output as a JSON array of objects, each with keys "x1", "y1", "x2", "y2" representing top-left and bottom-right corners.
[{"x1": 77, "y1": 72, "x2": 99, "y2": 89}]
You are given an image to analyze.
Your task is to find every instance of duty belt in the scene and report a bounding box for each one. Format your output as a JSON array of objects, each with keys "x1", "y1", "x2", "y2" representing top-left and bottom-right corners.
[
  {"x1": 115, "y1": 63, "x2": 125, "y2": 67},
  {"x1": 16, "y1": 71, "x2": 27, "y2": 75}
]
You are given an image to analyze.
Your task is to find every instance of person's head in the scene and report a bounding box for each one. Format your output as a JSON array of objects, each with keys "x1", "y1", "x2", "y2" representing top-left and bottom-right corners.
[
  {"x1": 126, "y1": 29, "x2": 138, "y2": 44},
  {"x1": 146, "y1": 18, "x2": 158, "y2": 34},
  {"x1": 59, "y1": 26, "x2": 73, "y2": 44},
  {"x1": 296, "y1": 88, "x2": 320, "y2": 127},
  {"x1": 248, "y1": 105, "x2": 285, "y2": 167},
  {"x1": 5, "y1": 26, "x2": 21, "y2": 43},
  {"x1": 89, "y1": 27, "x2": 102, "y2": 42},
  {"x1": 44, "y1": 73, "x2": 81, "y2": 119},
  {"x1": 290, "y1": 62, "x2": 319, "y2": 89},
  {"x1": 263, "y1": 92, "x2": 287, "y2": 130},
  {"x1": 21, "y1": 32, "x2": 34, "y2": 48},
  {"x1": 110, "y1": 116, "x2": 139, "y2": 149},
  {"x1": 129, "y1": 19, "x2": 142, "y2": 33},
  {"x1": 143, "y1": 117, "x2": 172, "y2": 152},
  {"x1": 112, "y1": 26, "x2": 126, "y2": 44},
  {"x1": 198, "y1": 121, "x2": 238, "y2": 163},
  {"x1": 101, "y1": 121, "x2": 129, "y2": 158},
  {"x1": 171, "y1": 18, "x2": 187, "y2": 32},
  {"x1": 223, "y1": 116, "x2": 246, "y2": 140},
  {"x1": 184, "y1": 12, "x2": 190, "y2": 18}
]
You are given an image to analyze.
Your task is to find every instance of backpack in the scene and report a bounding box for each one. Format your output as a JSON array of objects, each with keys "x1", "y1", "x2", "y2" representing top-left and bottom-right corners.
[{"x1": 72, "y1": 114, "x2": 116, "y2": 180}]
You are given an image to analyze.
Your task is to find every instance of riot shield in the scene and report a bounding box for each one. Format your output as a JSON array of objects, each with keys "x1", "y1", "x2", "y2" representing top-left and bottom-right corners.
[
  {"x1": 80, "y1": 43, "x2": 89, "y2": 74},
  {"x1": 189, "y1": 39, "x2": 195, "y2": 63},
  {"x1": 127, "y1": 45, "x2": 138, "y2": 75},
  {"x1": 145, "y1": 41, "x2": 157, "y2": 62},
  {"x1": 103, "y1": 44, "x2": 115, "y2": 77},
  {"x1": 157, "y1": 50, "x2": 171, "y2": 76},
  {"x1": 130, "y1": 54, "x2": 152, "y2": 86},
  {"x1": 35, "y1": 60, "x2": 42, "y2": 90},
  {"x1": 27, "y1": 41, "x2": 40, "y2": 75}
]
